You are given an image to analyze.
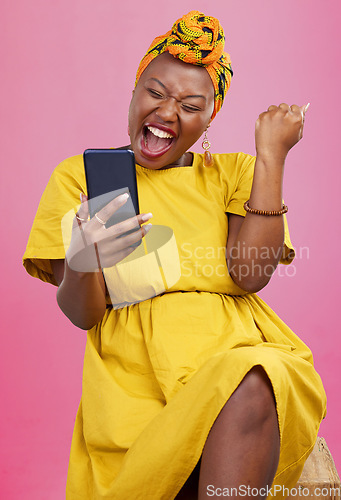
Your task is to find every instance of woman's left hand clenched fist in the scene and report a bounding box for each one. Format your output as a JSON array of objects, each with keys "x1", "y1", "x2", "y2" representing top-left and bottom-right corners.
[{"x1": 255, "y1": 103, "x2": 309, "y2": 163}]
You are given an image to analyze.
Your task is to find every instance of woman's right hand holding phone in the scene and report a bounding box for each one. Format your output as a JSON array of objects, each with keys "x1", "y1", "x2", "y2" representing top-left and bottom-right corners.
[
  {"x1": 55, "y1": 193, "x2": 152, "y2": 329},
  {"x1": 66, "y1": 193, "x2": 152, "y2": 273}
]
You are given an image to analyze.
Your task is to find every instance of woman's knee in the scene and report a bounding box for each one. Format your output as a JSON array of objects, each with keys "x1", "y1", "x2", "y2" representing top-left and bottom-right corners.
[{"x1": 230, "y1": 365, "x2": 277, "y2": 432}]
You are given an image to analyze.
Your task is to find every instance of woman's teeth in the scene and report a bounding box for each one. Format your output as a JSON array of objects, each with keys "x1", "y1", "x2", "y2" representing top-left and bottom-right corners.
[
  {"x1": 141, "y1": 125, "x2": 174, "y2": 157},
  {"x1": 147, "y1": 126, "x2": 173, "y2": 139}
]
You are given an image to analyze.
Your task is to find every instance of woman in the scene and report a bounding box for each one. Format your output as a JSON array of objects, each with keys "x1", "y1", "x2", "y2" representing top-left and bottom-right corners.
[{"x1": 23, "y1": 11, "x2": 326, "y2": 499}]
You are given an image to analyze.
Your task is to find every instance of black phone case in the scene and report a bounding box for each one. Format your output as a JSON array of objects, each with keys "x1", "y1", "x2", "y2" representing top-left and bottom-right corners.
[{"x1": 83, "y1": 149, "x2": 140, "y2": 228}]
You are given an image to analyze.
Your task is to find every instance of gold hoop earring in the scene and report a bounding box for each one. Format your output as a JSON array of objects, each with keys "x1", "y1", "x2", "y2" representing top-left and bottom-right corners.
[{"x1": 202, "y1": 125, "x2": 214, "y2": 167}]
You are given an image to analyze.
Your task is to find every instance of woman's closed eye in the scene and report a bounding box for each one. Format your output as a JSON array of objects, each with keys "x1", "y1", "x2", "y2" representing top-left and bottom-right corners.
[
  {"x1": 146, "y1": 87, "x2": 203, "y2": 112},
  {"x1": 181, "y1": 103, "x2": 202, "y2": 113},
  {"x1": 147, "y1": 88, "x2": 164, "y2": 99}
]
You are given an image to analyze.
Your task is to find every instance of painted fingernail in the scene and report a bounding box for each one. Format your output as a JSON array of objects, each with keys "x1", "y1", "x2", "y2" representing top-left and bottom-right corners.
[
  {"x1": 116, "y1": 193, "x2": 129, "y2": 203},
  {"x1": 143, "y1": 223, "x2": 152, "y2": 233},
  {"x1": 305, "y1": 103, "x2": 310, "y2": 112},
  {"x1": 141, "y1": 212, "x2": 153, "y2": 222}
]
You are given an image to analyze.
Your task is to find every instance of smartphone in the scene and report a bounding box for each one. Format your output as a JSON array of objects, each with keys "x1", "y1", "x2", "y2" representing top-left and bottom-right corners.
[{"x1": 83, "y1": 148, "x2": 141, "y2": 243}]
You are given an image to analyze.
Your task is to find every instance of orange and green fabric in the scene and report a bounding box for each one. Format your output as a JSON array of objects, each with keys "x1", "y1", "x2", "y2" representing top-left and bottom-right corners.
[{"x1": 135, "y1": 10, "x2": 233, "y2": 120}]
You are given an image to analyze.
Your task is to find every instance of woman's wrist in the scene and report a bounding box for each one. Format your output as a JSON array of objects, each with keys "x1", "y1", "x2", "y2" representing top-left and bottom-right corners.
[
  {"x1": 63, "y1": 256, "x2": 98, "y2": 283},
  {"x1": 249, "y1": 156, "x2": 284, "y2": 211},
  {"x1": 255, "y1": 154, "x2": 285, "y2": 173},
  {"x1": 57, "y1": 263, "x2": 106, "y2": 330}
]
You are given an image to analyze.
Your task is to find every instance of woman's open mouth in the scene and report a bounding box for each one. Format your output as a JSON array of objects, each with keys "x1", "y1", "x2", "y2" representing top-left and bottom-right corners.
[{"x1": 140, "y1": 124, "x2": 176, "y2": 159}]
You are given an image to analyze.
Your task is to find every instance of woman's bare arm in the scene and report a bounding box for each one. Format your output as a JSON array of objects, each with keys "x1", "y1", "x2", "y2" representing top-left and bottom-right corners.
[
  {"x1": 51, "y1": 193, "x2": 152, "y2": 330},
  {"x1": 226, "y1": 103, "x2": 308, "y2": 293},
  {"x1": 226, "y1": 157, "x2": 285, "y2": 293},
  {"x1": 51, "y1": 259, "x2": 107, "y2": 330}
]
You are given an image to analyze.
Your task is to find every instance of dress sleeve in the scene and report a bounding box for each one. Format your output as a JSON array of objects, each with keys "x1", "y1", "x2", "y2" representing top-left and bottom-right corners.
[
  {"x1": 22, "y1": 154, "x2": 86, "y2": 285},
  {"x1": 225, "y1": 153, "x2": 295, "y2": 265}
]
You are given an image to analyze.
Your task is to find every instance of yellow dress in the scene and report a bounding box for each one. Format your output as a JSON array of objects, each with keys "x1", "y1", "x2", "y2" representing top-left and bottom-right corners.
[{"x1": 23, "y1": 151, "x2": 326, "y2": 499}]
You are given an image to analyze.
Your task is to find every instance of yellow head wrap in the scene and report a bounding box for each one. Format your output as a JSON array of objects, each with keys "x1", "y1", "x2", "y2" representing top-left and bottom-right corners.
[{"x1": 135, "y1": 11, "x2": 233, "y2": 120}]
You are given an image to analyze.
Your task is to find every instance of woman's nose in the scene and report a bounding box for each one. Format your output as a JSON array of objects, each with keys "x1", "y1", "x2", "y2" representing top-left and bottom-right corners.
[{"x1": 156, "y1": 96, "x2": 178, "y2": 122}]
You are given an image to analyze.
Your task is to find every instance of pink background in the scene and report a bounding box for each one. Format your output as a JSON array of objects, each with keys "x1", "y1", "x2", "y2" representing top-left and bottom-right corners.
[{"x1": 1, "y1": 0, "x2": 340, "y2": 497}]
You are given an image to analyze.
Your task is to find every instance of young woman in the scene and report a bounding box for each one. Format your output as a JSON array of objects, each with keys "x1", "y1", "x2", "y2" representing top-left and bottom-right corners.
[{"x1": 23, "y1": 11, "x2": 326, "y2": 499}]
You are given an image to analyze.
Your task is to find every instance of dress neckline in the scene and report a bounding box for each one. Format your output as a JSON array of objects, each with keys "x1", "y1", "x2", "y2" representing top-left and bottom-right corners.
[{"x1": 136, "y1": 152, "x2": 200, "y2": 174}]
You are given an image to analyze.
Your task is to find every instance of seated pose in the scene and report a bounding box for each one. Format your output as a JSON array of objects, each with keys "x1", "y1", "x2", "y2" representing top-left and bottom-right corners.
[{"x1": 23, "y1": 11, "x2": 326, "y2": 500}]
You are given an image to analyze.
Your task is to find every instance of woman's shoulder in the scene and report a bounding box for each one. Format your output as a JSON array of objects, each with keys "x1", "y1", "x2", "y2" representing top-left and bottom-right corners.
[
  {"x1": 213, "y1": 151, "x2": 255, "y2": 167},
  {"x1": 43, "y1": 153, "x2": 87, "y2": 196},
  {"x1": 52, "y1": 153, "x2": 85, "y2": 180},
  {"x1": 194, "y1": 151, "x2": 256, "y2": 180}
]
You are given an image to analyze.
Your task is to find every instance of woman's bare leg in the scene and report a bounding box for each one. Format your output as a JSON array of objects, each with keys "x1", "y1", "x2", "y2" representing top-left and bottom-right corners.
[
  {"x1": 175, "y1": 459, "x2": 200, "y2": 499},
  {"x1": 198, "y1": 365, "x2": 280, "y2": 499}
]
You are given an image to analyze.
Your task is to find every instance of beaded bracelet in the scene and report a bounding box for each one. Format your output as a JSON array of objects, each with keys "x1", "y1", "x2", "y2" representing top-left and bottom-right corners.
[{"x1": 244, "y1": 200, "x2": 288, "y2": 216}]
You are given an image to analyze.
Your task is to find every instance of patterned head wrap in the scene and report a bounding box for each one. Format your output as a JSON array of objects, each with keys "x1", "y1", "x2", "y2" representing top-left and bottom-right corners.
[{"x1": 135, "y1": 11, "x2": 233, "y2": 120}]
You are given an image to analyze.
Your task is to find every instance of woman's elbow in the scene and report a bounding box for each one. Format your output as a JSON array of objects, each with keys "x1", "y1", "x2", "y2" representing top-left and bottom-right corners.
[
  {"x1": 56, "y1": 292, "x2": 105, "y2": 331},
  {"x1": 227, "y1": 260, "x2": 274, "y2": 293}
]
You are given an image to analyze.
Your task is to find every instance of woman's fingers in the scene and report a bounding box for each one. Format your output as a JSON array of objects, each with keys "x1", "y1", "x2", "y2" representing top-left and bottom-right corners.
[
  {"x1": 93, "y1": 192, "x2": 129, "y2": 228},
  {"x1": 98, "y1": 245, "x2": 136, "y2": 269},
  {"x1": 288, "y1": 103, "x2": 304, "y2": 120},
  {"x1": 297, "y1": 103, "x2": 310, "y2": 140},
  {"x1": 266, "y1": 103, "x2": 310, "y2": 119},
  {"x1": 110, "y1": 212, "x2": 152, "y2": 237},
  {"x1": 68, "y1": 190, "x2": 154, "y2": 271},
  {"x1": 255, "y1": 102, "x2": 310, "y2": 162},
  {"x1": 91, "y1": 212, "x2": 153, "y2": 244},
  {"x1": 278, "y1": 102, "x2": 290, "y2": 112},
  {"x1": 85, "y1": 210, "x2": 153, "y2": 267},
  {"x1": 97, "y1": 224, "x2": 152, "y2": 268},
  {"x1": 97, "y1": 223, "x2": 152, "y2": 267},
  {"x1": 92, "y1": 195, "x2": 152, "y2": 232},
  {"x1": 73, "y1": 193, "x2": 89, "y2": 228}
]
